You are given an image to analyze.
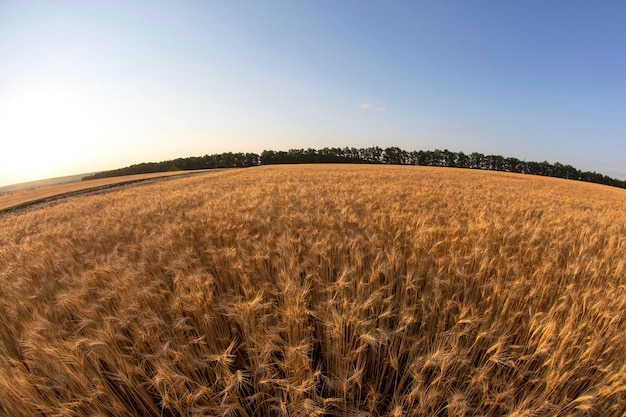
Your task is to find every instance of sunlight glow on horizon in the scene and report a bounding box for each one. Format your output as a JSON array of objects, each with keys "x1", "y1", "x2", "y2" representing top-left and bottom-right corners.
[
  {"x1": 1, "y1": 79, "x2": 94, "y2": 180},
  {"x1": 0, "y1": 77, "x2": 134, "y2": 184}
]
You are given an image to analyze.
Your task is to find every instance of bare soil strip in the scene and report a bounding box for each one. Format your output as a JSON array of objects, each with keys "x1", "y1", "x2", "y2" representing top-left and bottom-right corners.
[{"x1": 0, "y1": 169, "x2": 221, "y2": 216}]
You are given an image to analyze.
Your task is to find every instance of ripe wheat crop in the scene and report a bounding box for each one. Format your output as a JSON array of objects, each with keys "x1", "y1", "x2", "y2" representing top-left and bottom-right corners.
[{"x1": 0, "y1": 164, "x2": 624, "y2": 416}]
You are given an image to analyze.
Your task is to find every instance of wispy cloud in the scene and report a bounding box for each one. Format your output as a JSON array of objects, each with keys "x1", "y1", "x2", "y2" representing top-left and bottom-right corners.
[{"x1": 358, "y1": 102, "x2": 387, "y2": 112}]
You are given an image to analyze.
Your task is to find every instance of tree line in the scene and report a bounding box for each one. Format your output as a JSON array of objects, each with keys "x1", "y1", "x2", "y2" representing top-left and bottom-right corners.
[{"x1": 82, "y1": 146, "x2": 626, "y2": 189}]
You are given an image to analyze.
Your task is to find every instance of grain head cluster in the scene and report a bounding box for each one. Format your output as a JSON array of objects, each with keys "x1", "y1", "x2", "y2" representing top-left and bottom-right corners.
[{"x1": 0, "y1": 165, "x2": 624, "y2": 416}]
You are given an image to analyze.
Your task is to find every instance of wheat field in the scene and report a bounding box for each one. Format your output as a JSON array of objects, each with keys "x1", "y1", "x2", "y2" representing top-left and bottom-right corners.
[{"x1": 0, "y1": 164, "x2": 624, "y2": 416}]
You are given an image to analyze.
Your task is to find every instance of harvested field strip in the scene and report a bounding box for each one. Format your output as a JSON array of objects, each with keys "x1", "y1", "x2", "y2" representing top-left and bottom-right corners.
[{"x1": 0, "y1": 169, "x2": 220, "y2": 214}]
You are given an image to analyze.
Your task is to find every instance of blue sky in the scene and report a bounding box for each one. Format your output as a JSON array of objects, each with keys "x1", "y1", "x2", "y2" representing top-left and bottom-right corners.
[{"x1": 1, "y1": 0, "x2": 625, "y2": 186}]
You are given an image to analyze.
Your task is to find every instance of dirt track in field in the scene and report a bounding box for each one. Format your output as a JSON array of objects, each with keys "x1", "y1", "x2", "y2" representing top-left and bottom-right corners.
[{"x1": 0, "y1": 169, "x2": 224, "y2": 217}]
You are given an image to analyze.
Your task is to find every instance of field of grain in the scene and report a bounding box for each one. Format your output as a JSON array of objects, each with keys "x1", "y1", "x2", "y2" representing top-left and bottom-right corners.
[{"x1": 0, "y1": 164, "x2": 624, "y2": 416}]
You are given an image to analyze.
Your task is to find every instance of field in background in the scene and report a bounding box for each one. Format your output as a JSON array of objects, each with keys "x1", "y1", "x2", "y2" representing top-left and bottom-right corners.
[
  {"x1": 0, "y1": 165, "x2": 624, "y2": 416},
  {"x1": 0, "y1": 173, "x2": 94, "y2": 195},
  {"x1": 0, "y1": 169, "x2": 215, "y2": 212}
]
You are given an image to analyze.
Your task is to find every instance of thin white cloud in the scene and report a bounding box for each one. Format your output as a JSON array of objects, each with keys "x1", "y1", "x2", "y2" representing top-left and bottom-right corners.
[{"x1": 358, "y1": 102, "x2": 387, "y2": 112}]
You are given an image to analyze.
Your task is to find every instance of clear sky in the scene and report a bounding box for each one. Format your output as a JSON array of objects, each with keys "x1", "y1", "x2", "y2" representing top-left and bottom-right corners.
[{"x1": 1, "y1": 0, "x2": 625, "y2": 186}]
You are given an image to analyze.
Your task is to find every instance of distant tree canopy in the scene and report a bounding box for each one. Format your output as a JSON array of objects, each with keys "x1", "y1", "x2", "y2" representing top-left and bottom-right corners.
[
  {"x1": 82, "y1": 147, "x2": 626, "y2": 189},
  {"x1": 82, "y1": 153, "x2": 261, "y2": 180}
]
